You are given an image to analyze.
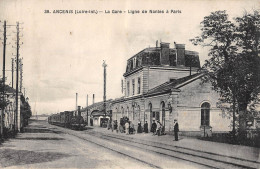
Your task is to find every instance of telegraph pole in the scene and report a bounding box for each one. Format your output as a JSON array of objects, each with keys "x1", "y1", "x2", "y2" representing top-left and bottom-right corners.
[
  {"x1": 19, "y1": 58, "x2": 23, "y2": 92},
  {"x1": 102, "y1": 60, "x2": 107, "y2": 118},
  {"x1": 1, "y1": 20, "x2": 6, "y2": 138},
  {"x1": 15, "y1": 22, "x2": 20, "y2": 132}
]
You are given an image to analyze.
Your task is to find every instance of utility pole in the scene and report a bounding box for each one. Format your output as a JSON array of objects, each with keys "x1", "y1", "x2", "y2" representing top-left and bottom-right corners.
[
  {"x1": 1, "y1": 20, "x2": 6, "y2": 138},
  {"x1": 15, "y1": 22, "x2": 20, "y2": 132},
  {"x1": 86, "y1": 94, "x2": 88, "y2": 126},
  {"x1": 19, "y1": 58, "x2": 23, "y2": 92},
  {"x1": 102, "y1": 60, "x2": 107, "y2": 118}
]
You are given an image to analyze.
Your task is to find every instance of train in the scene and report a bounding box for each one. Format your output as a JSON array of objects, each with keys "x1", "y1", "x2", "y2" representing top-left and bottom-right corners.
[{"x1": 48, "y1": 111, "x2": 86, "y2": 130}]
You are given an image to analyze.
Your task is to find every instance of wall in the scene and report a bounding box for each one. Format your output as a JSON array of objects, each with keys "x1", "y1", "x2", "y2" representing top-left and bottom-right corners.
[
  {"x1": 177, "y1": 79, "x2": 231, "y2": 133},
  {"x1": 144, "y1": 94, "x2": 172, "y2": 132},
  {"x1": 111, "y1": 76, "x2": 232, "y2": 136},
  {"x1": 111, "y1": 94, "x2": 173, "y2": 132},
  {"x1": 148, "y1": 67, "x2": 197, "y2": 90},
  {"x1": 125, "y1": 67, "x2": 198, "y2": 96},
  {"x1": 124, "y1": 70, "x2": 143, "y2": 98},
  {"x1": 111, "y1": 98, "x2": 145, "y2": 127}
]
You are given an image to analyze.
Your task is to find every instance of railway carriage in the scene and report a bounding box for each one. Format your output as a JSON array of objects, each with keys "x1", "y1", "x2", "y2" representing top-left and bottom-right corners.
[{"x1": 48, "y1": 111, "x2": 86, "y2": 130}]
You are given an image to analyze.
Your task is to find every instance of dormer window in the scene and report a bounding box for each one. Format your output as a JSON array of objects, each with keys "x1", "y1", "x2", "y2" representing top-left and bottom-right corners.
[
  {"x1": 132, "y1": 79, "x2": 135, "y2": 95},
  {"x1": 133, "y1": 57, "x2": 136, "y2": 69},
  {"x1": 127, "y1": 81, "x2": 130, "y2": 96}
]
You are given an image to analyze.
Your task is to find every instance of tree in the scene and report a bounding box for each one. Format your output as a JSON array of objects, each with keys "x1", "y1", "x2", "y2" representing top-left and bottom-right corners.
[
  {"x1": 0, "y1": 80, "x2": 8, "y2": 138},
  {"x1": 190, "y1": 10, "x2": 260, "y2": 136},
  {"x1": 20, "y1": 95, "x2": 32, "y2": 127},
  {"x1": 0, "y1": 80, "x2": 7, "y2": 110}
]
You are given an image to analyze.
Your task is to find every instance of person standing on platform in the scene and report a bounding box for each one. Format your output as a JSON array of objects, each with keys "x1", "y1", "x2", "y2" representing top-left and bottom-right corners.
[
  {"x1": 114, "y1": 120, "x2": 118, "y2": 133},
  {"x1": 173, "y1": 119, "x2": 179, "y2": 141},
  {"x1": 111, "y1": 121, "x2": 114, "y2": 132},
  {"x1": 151, "y1": 120, "x2": 157, "y2": 135},
  {"x1": 144, "y1": 121, "x2": 148, "y2": 133},
  {"x1": 129, "y1": 121, "x2": 135, "y2": 134},
  {"x1": 156, "y1": 121, "x2": 162, "y2": 136},
  {"x1": 137, "y1": 121, "x2": 142, "y2": 133},
  {"x1": 125, "y1": 121, "x2": 129, "y2": 135}
]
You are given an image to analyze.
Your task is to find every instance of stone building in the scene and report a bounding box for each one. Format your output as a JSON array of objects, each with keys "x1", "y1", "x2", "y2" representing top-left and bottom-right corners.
[
  {"x1": 81, "y1": 100, "x2": 112, "y2": 127},
  {"x1": 109, "y1": 42, "x2": 231, "y2": 136}
]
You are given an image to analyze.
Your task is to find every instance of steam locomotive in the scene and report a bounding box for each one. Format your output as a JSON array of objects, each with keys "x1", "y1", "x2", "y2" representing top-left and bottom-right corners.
[{"x1": 48, "y1": 110, "x2": 86, "y2": 130}]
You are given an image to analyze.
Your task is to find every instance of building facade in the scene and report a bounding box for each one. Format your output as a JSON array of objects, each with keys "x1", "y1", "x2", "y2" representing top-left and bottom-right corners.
[{"x1": 109, "y1": 42, "x2": 231, "y2": 136}]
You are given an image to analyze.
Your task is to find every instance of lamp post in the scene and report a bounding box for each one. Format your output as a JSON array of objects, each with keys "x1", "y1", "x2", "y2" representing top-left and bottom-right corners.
[
  {"x1": 102, "y1": 60, "x2": 107, "y2": 118},
  {"x1": 168, "y1": 102, "x2": 172, "y2": 113}
]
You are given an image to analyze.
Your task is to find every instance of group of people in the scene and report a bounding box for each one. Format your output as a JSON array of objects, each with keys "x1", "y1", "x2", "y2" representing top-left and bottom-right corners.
[
  {"x1": 108, "y1": 119, "x2": 179, "y2": 141},
  {"x1": 151, "y1": 119, "x2": 179, "y2": 140},
  {"x1": 124, "y1": 121, "x2": 135, "y2": 134},
  {"x1": 125, "y1": 121, "x2": 149, "y2": 134},
  {"x1": 151, "y1": 120, "x2": 164, "y2": 136},
  {"x1": 108, "y1": 120, "x2": 119, "y2": 133}
]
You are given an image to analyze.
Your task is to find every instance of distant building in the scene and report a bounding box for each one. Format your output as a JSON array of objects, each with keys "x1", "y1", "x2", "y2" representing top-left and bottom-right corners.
[
  {"x1": 2, "y1": 85, "x2": 22, "y2": 132},
  {"x1": 81, "y1": 100, "x2": 112, "y2": 127},
  {"x1": 108, "y1": 41, "x2": 231, "y2": 136}
]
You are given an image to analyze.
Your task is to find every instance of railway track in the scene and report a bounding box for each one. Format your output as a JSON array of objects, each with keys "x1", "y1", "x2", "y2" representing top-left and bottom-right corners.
[
  {"x1": 84, "y1": 130, "x2": 259, "y2": 169},
  {"x1": 48, "y1": 125, "x2": 163, "y2": 168},
  {"x1": 46, "y1": 123, "x2": 259, "y2": 169}
]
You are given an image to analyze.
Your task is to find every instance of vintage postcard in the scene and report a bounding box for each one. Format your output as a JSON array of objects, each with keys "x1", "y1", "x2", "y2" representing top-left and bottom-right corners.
[{"x1": 0, "y1": 0, "x2": 259, "y2": 168}]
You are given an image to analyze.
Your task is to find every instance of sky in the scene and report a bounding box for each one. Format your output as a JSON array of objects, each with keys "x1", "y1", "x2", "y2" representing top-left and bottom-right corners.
[{"x1": 0, "y1": 0, "x2": 259, "y2": 115}]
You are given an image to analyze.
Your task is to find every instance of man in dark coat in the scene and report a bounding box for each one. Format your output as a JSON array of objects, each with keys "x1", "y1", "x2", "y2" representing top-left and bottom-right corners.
[
  {"x1": 137, "y1": 121, "x2": 142, "y2": 133},
  {"x1": 114, "y1": 120, "x2": 118, "y2": 133},
  {"x1": 144, "y1": 121, "x2": 148, "y2": 133},
  {"x1": 151, "y1": 120, "x2": 157, "y2": 135},
  {"x1": 174, "y1": 119, "x2": 179, "y2": 141}
]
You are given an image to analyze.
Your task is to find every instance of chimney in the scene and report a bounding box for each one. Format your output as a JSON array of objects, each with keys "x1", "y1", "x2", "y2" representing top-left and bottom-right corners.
[
  {"x1": 175, "y1": 43, "x2": 185, "y2": 66},
  {"x1": 93, "y1": 94, "x2": 95, "y2": 104},
  {"x1": 78, "y1": 106, "x2": 81, "y2": 116},
  {"x1": 156, "y1": 40, "x2": 158, "y2": 48},
  {"x1": 76, "y1": 93, "x2": 78, "y2": 111},
  {"x1": 86, "y1": 94, "x2": 88, "y2": 107},
  {"x1": 160, "y1": 42, "x2": 170, "y2": 66}
]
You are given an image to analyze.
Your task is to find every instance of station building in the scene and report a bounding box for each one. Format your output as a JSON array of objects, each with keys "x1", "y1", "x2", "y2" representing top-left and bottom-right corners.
[{"x1": 109, "y1": 42, "x2": 231, "y2": 136}]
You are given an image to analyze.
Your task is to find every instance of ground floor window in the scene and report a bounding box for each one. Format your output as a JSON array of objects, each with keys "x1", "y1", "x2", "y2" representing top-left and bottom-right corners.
[{"x1": 201, "y1": 102, "x2": 210, "y2": 126}]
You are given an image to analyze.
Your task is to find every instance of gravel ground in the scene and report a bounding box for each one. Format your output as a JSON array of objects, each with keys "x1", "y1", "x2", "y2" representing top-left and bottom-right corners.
[
  {"x1": 0, "y1": 120, "x2": 207, "y2": 169},
  {"x1": 0, "y1": 121, "x2": 152, "y2": 169}
]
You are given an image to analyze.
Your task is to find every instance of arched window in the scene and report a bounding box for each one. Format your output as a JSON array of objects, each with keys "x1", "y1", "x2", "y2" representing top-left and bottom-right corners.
[
  {"x1": 127, "y1": 107, "x2": 129, "y2": 118},
  {"x1": 121, "y1": 107, "x2": 124, "y2": 117},
  {"x1": 201, "y1": 102, "x2": 210, "y2": 126}
]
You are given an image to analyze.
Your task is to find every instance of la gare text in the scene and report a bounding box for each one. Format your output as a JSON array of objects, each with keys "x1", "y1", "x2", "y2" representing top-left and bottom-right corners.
[{"x1": 44, "y1": 10, "x2": 182, "y2": 14}]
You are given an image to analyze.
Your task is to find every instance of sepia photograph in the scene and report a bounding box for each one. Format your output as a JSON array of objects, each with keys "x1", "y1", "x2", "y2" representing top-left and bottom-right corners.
[{"x1": 0, "y1": 0, "x2": 259, "y2": 168}]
